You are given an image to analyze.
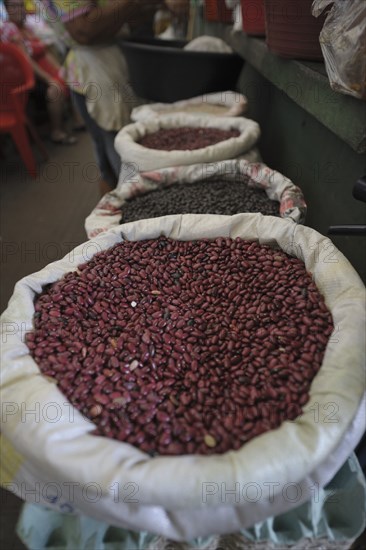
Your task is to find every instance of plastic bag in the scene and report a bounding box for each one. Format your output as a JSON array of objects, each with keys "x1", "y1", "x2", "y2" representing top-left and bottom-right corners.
[
  {"x1": 312, "y1": 0, "x2": 366, "y2": 100},
  {"x1": 1, "y1": 213, "x2": 365, "y2": 541},
  {"x1": 225, "y1": 0, "x2": 242, "y2": 33},
  {"x1": 84, "y1": 159, "x2": 307, "y2": 239},
  {"x1": 15, "y1": 454, "x2": 366, "y2": 549}
]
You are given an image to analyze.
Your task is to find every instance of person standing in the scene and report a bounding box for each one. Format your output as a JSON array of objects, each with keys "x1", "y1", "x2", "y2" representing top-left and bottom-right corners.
[{"x1": 40, "y1": 0, "x2": 167, "y2": 193}]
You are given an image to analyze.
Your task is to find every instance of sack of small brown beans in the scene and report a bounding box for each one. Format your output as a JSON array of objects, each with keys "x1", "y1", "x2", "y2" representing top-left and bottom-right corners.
[
  {"x1": 85, "y1": 159, "x2": 306, "y2": 239},
  {"x1": 131, "y1": 91, "x2": 248, "y2": 122},
  {"x1": 114, "y1": 114, "x2": 260, "y2": 174},
  {"x1": 1, "y1": 213, "x2": 365, "y2": 541}
]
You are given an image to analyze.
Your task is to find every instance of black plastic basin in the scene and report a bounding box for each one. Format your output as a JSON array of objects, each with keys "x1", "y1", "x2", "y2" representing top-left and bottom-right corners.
[{"x1": 118, "y1": 37, "x2": 244, "y2": 103}]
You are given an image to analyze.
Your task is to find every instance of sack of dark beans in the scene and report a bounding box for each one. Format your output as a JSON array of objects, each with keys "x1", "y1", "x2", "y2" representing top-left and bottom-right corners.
[
  {"x1": 1, "y1": 214, "x2": 365, "y2": 541},
  {"x1": 131, "y1": 91, "x2": 248, "y2": 122},
  {"x1": 114, "y1": 114, "x2": 260, "y2": 175},
  {"x1": 85, "y1": 159, "x2": 306, "y2": 239}
]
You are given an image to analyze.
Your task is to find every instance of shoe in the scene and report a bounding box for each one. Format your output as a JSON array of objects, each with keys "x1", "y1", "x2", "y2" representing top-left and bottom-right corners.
[{"x1": 51, "y1": 134, "x2": 77, "y2": 145}]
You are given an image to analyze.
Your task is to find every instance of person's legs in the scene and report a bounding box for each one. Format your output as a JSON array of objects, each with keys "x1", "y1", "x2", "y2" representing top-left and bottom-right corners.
[
  {"x1": 72, "y1": 105, "x2": 86, "y2": 131},
  {"x1": 39, "y1": 58, "x2": 83, "y2": 135},
  {"x1": 71, "y1": 91, "x2": 118, "y2": 192},
  {"x1": 102, "y1": 129, "x2": 122, "y2": 184},
  {"x1": 46, "y1": 82, "x2": 67, "y2": 141}
]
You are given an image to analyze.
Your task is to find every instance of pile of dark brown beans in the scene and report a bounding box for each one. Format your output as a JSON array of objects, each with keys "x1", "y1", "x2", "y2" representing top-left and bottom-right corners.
[
  {"x1": 138, "y1": 127, "x2": 240, "y2": 151},
  {"x1": 27, "y1": 237, "x2": 333, "y2": 456},
  {"x1": 122, "y1": 179, "x2": 279, "y2": 223}
]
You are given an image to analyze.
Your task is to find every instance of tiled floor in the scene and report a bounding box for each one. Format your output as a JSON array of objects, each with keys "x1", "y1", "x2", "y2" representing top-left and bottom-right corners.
[{"x1": 0, "y1": 131, "x2": 100, "y2": 313}]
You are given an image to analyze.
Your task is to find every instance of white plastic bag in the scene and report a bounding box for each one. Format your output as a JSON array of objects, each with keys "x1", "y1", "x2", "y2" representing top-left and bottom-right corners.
[
  {"x1": 225, "y1": 0, "x2": 242, "y2": 32},
  {"x1": 1, "y1": 214, "x2": 365, "y2": 541},
  {"x1": 312, "y1": 0, "x2": 366, "y2": 100},
  {"x1": 114, "y1": 114, "x2": 260, "y2": 174},
  {"x1": 15, "y1": 454, "x2": 366, "y2": 549},
  {"x1": 131, "y1": 92, "x2": 248, "y2": 122},
  {"x1": 85, "y1": 159, "x2": 307, "y2": 239}
]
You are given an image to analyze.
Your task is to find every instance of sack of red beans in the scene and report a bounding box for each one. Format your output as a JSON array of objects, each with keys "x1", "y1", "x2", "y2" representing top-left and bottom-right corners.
[
  {"x1": 1, "y1": 213, "x2": 365, "y2": 541},
  {"x1": 85, "y1": 159, "x2": 307, "y2": 239},
  {"x1": 114, "y1": 114, "x2": 260, "y2": 174},
  {"x1": 131, "y1": 91, "x2": 248, "y2": 122}
]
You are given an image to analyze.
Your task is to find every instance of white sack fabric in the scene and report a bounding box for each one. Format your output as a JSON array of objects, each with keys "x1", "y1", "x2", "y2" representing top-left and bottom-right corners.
[
  {"x1": 114, "y1": 115, "x2": 260, "y2": 173},
  {"x1": 85, "y1": 160, "x2": 307, "y2": 239},
  {"x1": 131, "y1": 92, "x2": 248, "y2": 122},
  {"x1": 1, "y1": 214, "x2": 365, "y2": 541}
]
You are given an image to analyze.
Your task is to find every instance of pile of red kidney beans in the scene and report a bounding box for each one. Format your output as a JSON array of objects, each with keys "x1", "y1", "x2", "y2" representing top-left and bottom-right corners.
[{"x1": 27, "y1": 237, "x2": 333, "y2": 456}]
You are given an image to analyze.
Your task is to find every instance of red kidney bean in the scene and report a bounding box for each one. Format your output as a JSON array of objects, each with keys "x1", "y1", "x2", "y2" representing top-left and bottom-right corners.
[
  {"x1": 27, "y1": 237, "x2": 333, "y2": 457},
  {"x1": 138, "y1": 127, "x2": 240, "y2": 151}
]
